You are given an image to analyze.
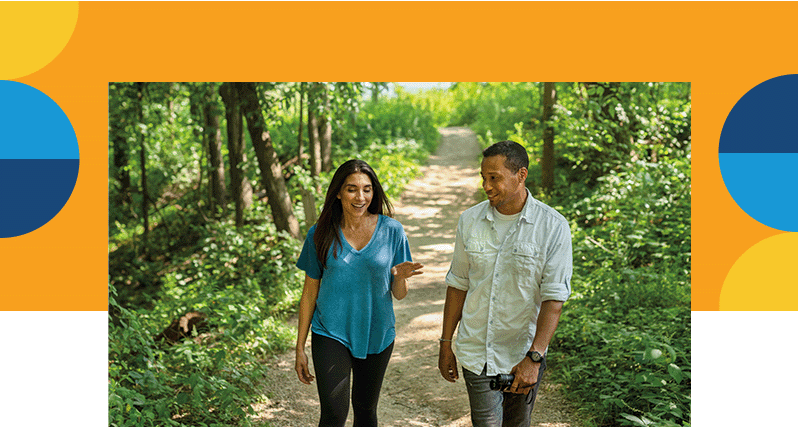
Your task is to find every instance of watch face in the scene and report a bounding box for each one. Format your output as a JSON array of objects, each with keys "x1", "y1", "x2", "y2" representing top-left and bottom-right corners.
[{"x1": 528, "y1": 351, "x2": 542, "y2": 362}]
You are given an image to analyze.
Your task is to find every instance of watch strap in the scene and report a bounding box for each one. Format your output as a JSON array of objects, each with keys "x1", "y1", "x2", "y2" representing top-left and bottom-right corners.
[{"x1": 526, "y1": 350, "x2": 543, "y2": 363}]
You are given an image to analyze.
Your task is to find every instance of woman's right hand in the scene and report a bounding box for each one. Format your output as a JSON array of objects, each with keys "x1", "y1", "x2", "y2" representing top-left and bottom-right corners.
[
  {"x1": 295, "y1": 348, "x2": 315, "y2": 384},
  {"x1": 295, "y1": 275, "x2": 319, "y2": 385}
]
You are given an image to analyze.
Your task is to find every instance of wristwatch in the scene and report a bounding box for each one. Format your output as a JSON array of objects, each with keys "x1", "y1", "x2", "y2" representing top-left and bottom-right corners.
[{"x1": 526, "y1": 350, "x2": 544, "y2": 363}]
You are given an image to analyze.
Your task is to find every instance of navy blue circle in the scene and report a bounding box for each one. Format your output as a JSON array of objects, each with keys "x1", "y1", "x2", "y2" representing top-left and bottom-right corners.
[{"x1": 719, "y1": 74, "x2": 798, "y2": 232}]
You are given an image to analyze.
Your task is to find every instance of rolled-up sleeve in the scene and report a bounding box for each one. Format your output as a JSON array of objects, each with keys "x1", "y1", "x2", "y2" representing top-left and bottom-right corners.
[
  {"x1": 445, "y1": 216, "x2": 470, "y2": 291},
  {"x1": 540, "y1": 220, "x2": 573, "y2": 302}
]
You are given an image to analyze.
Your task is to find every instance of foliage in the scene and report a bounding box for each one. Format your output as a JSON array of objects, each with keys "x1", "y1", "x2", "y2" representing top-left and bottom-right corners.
[
  {"x1": 349, "y1": 89, "x2": 442, "y2": 155},
  {"x1": 550, "y1": 82, "x2": 691, "y2": 191},
  {"x1": 393, "y1": 84, "x2": 456, "y2": 130},
  {"x1": 109, "y1": 213, "x2": 302, "y2": 426},
  {"x1": 570, "y1": 157, "x2": 691, "y2": 275},
  {"x1": 448, "y1": 82, "x2": 541, "y2": 144},
  {"x1": 264, "y1": 82, "x2": 366, "y2": 163},
  {"x1": 109, "y1": 82, "x2": 208, "y2": 232},
  {"x1": 448, "y1": 82, "x2": 691, "y2": 199},
  {"x1": 552, "y1": 305, "x2": 690, "y2": 427},
  {"x1": 548, "y1": 148, "x2": 691, "y2": 426}
]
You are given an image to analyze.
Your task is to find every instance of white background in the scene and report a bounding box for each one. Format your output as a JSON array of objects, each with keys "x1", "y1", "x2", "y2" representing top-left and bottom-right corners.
[
  {"x1": 1, "y1": 311, "x2": 795, "y2": 425},
  {"x1": 0, "y1": 311, "x2": 107, "y2": 426}
]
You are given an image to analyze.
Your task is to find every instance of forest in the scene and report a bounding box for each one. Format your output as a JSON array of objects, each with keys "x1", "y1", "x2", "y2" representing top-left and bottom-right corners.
[{"x1": 108, "y1": 82, "x2": 691, "y2": 427}]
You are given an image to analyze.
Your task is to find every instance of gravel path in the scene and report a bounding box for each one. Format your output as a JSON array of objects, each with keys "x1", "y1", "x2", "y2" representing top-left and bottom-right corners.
[{"x1": 253, "y1": 128, "x2": 580, "y2": 427}]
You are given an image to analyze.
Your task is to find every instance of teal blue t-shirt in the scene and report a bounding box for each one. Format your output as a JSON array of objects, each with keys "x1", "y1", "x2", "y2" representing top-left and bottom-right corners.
[{"x1": 297, "y1": 215, "x2": 412, "y2": 359}]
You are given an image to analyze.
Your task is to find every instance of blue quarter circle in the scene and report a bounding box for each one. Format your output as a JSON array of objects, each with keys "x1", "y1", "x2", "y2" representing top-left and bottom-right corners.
[
  {"x1": 719, "y1": 74, "x2": 798, "y2": 154},
  {"x1": 0, "y1": 80, "x2": 79, "y2": 160},
  {"x1": 718, "y1": 153, "x2": 798, "y2": 232}
]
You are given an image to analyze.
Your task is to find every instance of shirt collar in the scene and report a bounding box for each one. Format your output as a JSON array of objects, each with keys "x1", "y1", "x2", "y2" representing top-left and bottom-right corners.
[
  {"x1": 519, "y1": 189, "x2": 536, "y2": 224},
  {"x1": 482, "y1": 189, "x2": 535, "y2": 224}
]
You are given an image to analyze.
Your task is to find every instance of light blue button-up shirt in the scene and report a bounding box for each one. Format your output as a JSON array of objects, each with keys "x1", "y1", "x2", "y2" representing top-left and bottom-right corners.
[{"x1": 445, "y1": 190, "x2": 573, "y2": 376}]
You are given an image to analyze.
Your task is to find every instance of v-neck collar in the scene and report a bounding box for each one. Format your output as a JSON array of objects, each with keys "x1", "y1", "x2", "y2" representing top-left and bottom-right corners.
[{"x1": 340, "y1": 214, "x2": 382, "y2": 254}]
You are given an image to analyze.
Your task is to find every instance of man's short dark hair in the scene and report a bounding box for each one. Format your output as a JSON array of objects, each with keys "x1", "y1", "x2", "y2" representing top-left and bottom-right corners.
[{"x1": 482, "y1": 140, "x2": 529, "y2": 173}]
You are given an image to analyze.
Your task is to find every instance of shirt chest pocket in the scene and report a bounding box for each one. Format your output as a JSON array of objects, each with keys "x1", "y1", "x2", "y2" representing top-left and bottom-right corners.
[
  {"x1": 464, "y1": 240, "x2": 491, "y2": 272},
  {"x1": 511, "y1": 243, "x2": 543, "y2": 280}
]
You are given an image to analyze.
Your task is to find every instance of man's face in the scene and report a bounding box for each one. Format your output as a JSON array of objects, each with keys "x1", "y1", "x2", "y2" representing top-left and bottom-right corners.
[{"x1": 480, "y1": 155, "x2": 527, "y2": 214}]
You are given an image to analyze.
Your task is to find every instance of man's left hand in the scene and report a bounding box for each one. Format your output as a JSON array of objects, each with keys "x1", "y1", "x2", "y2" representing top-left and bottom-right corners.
[{"x1": 508, "y1": 356, "x2": 540, "y2": 395}]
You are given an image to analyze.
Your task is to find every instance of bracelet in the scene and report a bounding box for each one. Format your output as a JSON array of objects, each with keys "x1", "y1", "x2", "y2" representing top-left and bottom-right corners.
[{"x1": 439, "y1": 338, "x2": 453, "y2": 342}]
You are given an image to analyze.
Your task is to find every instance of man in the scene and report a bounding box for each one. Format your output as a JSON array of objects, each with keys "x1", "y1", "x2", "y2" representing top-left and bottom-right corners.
[{"x1": 438, "y1": 140, "x2": 573, "y2": 427}]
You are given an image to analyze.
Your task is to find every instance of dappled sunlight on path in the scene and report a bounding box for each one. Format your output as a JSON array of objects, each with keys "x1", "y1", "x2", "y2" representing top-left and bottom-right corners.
[{"x1": 382, "y1": 127, "x2": 482, "y2": 424}]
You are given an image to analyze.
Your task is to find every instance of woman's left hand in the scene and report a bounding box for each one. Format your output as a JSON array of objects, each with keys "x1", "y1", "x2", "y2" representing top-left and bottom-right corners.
[{"x1": 391, "y1": 261, "x2": 424, "y2": 280}]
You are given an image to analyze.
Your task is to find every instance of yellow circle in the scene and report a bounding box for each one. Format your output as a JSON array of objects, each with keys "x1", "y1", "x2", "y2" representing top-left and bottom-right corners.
[
  {"x1": 720, "y1": 233, "x2": 798, "y2": 310},
  {"x1": 0, "y1": 2, "x2": 79, "y2": 79}
]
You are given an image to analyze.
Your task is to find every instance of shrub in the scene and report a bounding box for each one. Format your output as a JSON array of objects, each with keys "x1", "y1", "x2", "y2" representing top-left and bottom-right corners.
[{"x1": 549, "y1": 154, "x2": 690, "y2": 427}]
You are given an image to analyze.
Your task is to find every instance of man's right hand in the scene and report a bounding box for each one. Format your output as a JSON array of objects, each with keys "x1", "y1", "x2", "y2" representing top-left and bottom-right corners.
[{"x1": 438, "y1": 342, "x2": 459, "y2": 382}]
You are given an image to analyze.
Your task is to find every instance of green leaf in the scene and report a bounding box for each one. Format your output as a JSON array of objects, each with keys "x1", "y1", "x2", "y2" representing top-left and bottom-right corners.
[
  {"x1": 177, "y1": 392, "x2": 190, "y2": 405},
  {"x1": 621, "y1": 413, "x2": 652, "y2": 426},
  {"x1": 668, "y1": 363, "x2": 683, "y2": 383},
  {"x1": 187, "y1": 373, "x2": 200, "y2": 388},
  {"x1": 645, "y1": 348, "x2": 663, "y2": 361}
]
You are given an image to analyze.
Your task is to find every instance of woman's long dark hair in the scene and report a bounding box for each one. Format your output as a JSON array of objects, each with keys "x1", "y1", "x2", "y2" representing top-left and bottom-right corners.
[{"x1": 313, "y1": 159, "x2": 393, "y2": 269}]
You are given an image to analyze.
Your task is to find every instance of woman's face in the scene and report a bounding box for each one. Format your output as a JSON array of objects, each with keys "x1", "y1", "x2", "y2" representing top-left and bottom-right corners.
[{"x1": 338, "y1": 172, "x2": 374, "y2": 218}]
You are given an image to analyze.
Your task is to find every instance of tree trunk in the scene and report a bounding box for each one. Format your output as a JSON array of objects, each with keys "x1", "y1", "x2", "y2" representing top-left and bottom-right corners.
[
  {"x1": 203, "y1": 86, "x2": 227, "y2": 215},
  {"x1": 297, "y1": 83, "x2": 304, "y2": 161},
  {"x1": 307, "y1": 83, "x2": 322, "y2": 178},
  {"x1": 541, "y1": 82, "x2": 556, "y2": 194},
  {"x1": 112, "y1": 133, "x2": 131, "y2": 206},
  {"x1": 205, "y1": 100, "x2": 227, "y2": 213},
  {"x1": 371, "y1": 82, "x2": 381, "y2": 104},
  {"x1": 296, "y1": 85, "x2": 317, "y2": 228},
  {"x1": 189, "y1": 100, "x2": 205, "y2": 203},
  {"x1": 235, "y1": 82, "x2": 301, "y2": 239},
  {"x1": 164, "y1": 83, "x2": 174, "y2": 125},
  {"x1": 319, "y1": 115, "x2": 332, "y2": 173},
  {"x1": 219, "y1": 82, "x2": 247, "y2": 228},
  {"x1": 301, "y1": 188, "x2": 318, "y2": 228},
  {"x1": 319, "y1": 84, "x2": 333, "y2": 173},
  {"x1": 111, "y1": 82, "x2": 132, "y2": 209},
  {"x1": 137, "y1": 82, "x2": 149, "y2": 244}
]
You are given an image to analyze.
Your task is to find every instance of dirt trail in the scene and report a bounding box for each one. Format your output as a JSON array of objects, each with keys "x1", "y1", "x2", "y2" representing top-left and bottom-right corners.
[{"x1": 254, "y1": 128, "x2": 579, "y2": 427}]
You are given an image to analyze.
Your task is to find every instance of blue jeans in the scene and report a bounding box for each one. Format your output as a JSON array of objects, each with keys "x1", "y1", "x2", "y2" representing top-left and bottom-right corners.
[{"x1": 462, "y1": 359, "x2": 547, "y2": 427}]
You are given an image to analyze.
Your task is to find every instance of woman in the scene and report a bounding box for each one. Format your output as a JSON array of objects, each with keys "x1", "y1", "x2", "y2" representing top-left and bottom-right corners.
[{"x1": 295, "y1": 159, "x2": 423, "y2": 427}]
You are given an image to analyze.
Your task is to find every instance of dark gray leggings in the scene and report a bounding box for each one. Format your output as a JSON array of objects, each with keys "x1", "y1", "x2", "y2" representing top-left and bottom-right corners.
[{"x1": 311, "y1": 333, "x2": 394, "y2": 427}]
